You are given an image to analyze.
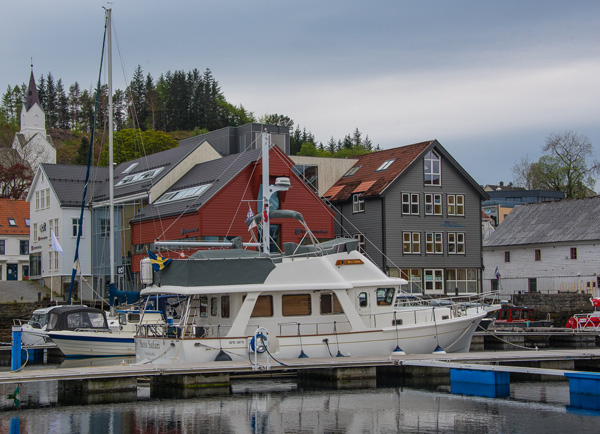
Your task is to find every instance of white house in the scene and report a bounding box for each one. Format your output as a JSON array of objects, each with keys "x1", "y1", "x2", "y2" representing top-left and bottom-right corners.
[
  {"x1": 0, "y1": 199, "x2": 30, "y2": 281},
  {"x1": 483, "y1": 196, "x2": 600, "y2": 296},
  {"x1": 12, "y1": 69, "x2": 56, "y2": 174},
  {"x1": 26, "y1": 165, "x2": 103, "y2": 299}
]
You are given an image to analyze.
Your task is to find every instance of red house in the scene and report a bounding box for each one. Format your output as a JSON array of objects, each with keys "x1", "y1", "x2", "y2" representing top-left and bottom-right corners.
[{"x1": 130, "y1": 146, "x2": 335, "y2": 274}]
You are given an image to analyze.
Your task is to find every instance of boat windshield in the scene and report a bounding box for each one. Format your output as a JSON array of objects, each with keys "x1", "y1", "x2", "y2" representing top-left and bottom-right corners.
[{"x1": 28, "y1": 314, "x2": 48, "y2": 328}]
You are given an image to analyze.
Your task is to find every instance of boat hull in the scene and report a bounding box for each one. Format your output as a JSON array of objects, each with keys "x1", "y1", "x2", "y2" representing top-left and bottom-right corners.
[
  {"x1": 136, "y1": 311, "x2": 486, "y2": 364},
  {"x1": 47, "y1": 331, "x2": 135, "y2": 357}
]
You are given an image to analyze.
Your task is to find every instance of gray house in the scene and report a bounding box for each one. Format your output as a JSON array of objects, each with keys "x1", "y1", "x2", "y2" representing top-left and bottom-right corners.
[{"x1": 325, "y1": 140, "x2": 489, "y2": 296}]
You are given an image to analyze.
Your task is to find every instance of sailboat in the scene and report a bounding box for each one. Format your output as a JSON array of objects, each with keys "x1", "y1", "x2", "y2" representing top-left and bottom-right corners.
[
  {"x1": 47, "y1": 9, "x2": 165, "y2": 358},
  {"x1": 134, "y1": 133, "x2": 498, "y2": 365}
]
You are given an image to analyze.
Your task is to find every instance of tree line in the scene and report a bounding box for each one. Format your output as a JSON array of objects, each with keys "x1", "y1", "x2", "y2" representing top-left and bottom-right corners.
[{"x1": 1, "y1": 66, "x2": 254, "y2": 134}]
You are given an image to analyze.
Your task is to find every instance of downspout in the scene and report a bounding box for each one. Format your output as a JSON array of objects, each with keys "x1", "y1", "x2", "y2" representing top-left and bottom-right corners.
[{"x1": 381, "y1": 196, "x2": 386, "y2": 272}]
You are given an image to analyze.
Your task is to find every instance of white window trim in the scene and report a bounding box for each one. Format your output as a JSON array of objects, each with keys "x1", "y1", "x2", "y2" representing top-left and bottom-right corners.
[
  {"x1": 403, "y1": 231, "x2": 421, "y2": 254},
  {"x1": 402, "y1": 193, "x2": 419, "y2": 215},
  {"x1": 447, "y1": 194, "x2": 465, "y2": 216},
  {"x1": 352, "y1": 194, "x2": 365, "y2": 213},
  {"x1": 424, "y1": 150, "x2": 441, "y2": 186},
  {"x1": 448, "y1": 232, "x2": 465, "y2": 254},
  {"x1": 424, "y1": 193, "x2": 442, "y2": 216},
  {"x1": 425, "y1": 232, "x2": 443, "y2": 254}
]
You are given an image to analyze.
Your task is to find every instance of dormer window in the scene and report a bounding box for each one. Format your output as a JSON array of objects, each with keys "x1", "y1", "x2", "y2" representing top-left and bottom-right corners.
[
  {"x1": 344, "y1": 165, "x2": 361, "y2": 177},
  {"x1": 424, "y1": 150, "x2": 441, "y2": 186},
  {"x1": 376, "y1": 159, "x2": 395, "y2": 172}
]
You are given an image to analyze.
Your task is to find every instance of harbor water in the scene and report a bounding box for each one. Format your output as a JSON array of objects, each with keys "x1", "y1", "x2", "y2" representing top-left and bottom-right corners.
[{"x1": 1, "y1": 372, "x2": 599, "y2": 434}]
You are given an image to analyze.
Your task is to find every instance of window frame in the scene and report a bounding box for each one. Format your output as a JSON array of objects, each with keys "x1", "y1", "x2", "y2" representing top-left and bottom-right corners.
[
  {"x1": 504, "y1": 251, "x2": 511, "y2": 263},
  {"x1": 403, "y1": 231, "x2": 421, "y2": 254},
  {"x1": 424, "y1": 193, "x2": 442, "y2": 215},
  {"x1": 447, "y1": 194, "x2": 465, "y2": 216},
  {"x1": 424, "y1": 150, "x2": 441, "y2": 186},
  {"x1": 448, "y1": 232, "x2": 465, "y2": 254},
  {"x1": 570, "y1": 247, "x2": 577, "y2": 260},
  {"x1": 425, "y1": 232, "x2": 443, "y2": 254},
  {"x1": 352, "y1": 193, "x2": 365, "y2": 213},
  {"x1": 534, "y1": 249, "x2": 541, "y2": 261},
  {"x1": 401, "y1": 193, "x2": 419, "y2": 215}
]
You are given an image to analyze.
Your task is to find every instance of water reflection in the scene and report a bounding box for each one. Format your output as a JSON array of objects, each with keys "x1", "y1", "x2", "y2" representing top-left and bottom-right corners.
[{"x1": 1, "y1": 381, "x2": 599, "y2": 434}]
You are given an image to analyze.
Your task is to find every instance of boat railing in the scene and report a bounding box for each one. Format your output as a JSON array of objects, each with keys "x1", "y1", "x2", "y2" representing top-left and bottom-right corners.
[
  {"x1": 275, "y1": 320, "x2": 352, "y2": 337},
  {"x1": 394, "y1": 292, "x2": 498, "y2": 310},
  {"x1": 136, "y1": 323, "x2": 233, "y2": 339},
  {"x1": 571, "y1": 313, "x2": 600, "y2": 332}
]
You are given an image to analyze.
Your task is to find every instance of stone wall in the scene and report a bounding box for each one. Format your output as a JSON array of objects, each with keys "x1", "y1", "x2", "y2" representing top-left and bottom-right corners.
[
  {"x1": 511, "y1": 292, "x2": 594, "y2": 326},
  {"x1": 0, "y1": 302, "x2": 53, "y2": 344}
]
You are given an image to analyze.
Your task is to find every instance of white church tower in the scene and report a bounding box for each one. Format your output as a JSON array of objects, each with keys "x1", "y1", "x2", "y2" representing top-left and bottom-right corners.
[{"x1": 12, "y1": 68, "x2": 56, "y2": 173}]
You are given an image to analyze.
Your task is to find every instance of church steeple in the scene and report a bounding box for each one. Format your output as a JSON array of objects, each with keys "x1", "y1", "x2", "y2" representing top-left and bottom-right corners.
[{"x1": 26, "y1": 67, "x2": 41, "y2": 111}]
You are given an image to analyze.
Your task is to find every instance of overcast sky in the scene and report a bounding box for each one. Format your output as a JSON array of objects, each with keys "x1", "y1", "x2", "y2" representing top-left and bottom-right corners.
[{"x1": 2, "y1": 1, "x2": 599, "y2": 190}]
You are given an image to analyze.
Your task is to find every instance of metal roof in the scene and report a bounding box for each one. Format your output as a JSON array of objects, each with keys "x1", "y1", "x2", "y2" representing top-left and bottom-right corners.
[
  {"x1": 483, "y1": 196, "x2": 600, "y2": 247},
  {"x1": 130, "y1": 149, "x2": 261, "y2": 222},
  {"x1": 41, "y1": 164, "x2": 108, "y2": 207}
]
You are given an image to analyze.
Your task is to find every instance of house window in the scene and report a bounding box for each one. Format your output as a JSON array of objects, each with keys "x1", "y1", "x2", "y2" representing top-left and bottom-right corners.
[
  {"x1": 0, "y1": 240, "x2": 5, "y2": 255},
  {"x1": 403, "y1": 232, "x2": 420, "y2": 254},
  {"x1": 33, "y1": 223, "x2": 38, "y2": 240},
  {"x1": 424, "y1": 269, "x2": 444, "y2": 293},
  {"x1": 35, "y1": 191, "x2": 40, "y2": 211},
  {"x1": 447, "y1": 269, "x2": 478, "y2": 294},
  {"x1": 155, "y1": 183, "x2": 212, "y2": 205},
  {"x1": 447, "y1": 194, "x2": 464, "y2": 216},
  {"x1": 376, "y1": 159, "x2": 395, "y2": 172},
  {"x1": 448, "y1": 233, "x2": 465, "y2": 254},
  {"x1": 570, "y1": 247, "x2": 577, "y2": 260},
  {"x1": 352, "y1": 233, "x2": 366, "y2": 253},
  {"x1": 20, "y1": 240, "x2": 29, "y2": 255},
  {"x1": 352, "y1": 194, "x2": 364, "y2": 213},
  {"x1": 401, "y1": 269, "x2": 423, "y2": 294},
  {"x1": 48, "y1": 251, "x2": 53, "y2": 271},
  {"x1": 282, "y1": 294, "x2": 312, "y2": 316},
  {"x1": 40, "y1": 190, "x2": 45, "y2": 209},
  {"x1": 100, "y1": 218, "x2": 110, "y2": 238},
  {"x1": 54, "y1": 219, "x2": 59, "y2": 237},
  {"x1": 402, "y1": 193, "x2": 419, "y2": 215},
  {"x1": 534, "y1": 249, "x2": 541, "y2": 261},
  {"x1": 425, "y1": 232, "x2": 443, "y2": 254},
  {"x1": 46, "y1": 188, "x2": 50, "y2": 208},
  {"x1": 116, "y1": 167, "x2": 165, "y2": 187},
  {"x1": 320, "y1": 293, "x2": 344, "y2": 314},
  {"x1": 25, "y1": 219, "x2": 30, "y2": 227},
  {"x1": 504, "y1": 251, "x2": 510, "y2": 262},
  {"x1": 425, "y1": 193, "x2": 442, "y2": 215},
  {"x1": 424, "y1": 150, "x2": 441, "y2": 186},
  {"x1": 72, "y1": 218, "x2": 82, "y2": 237},
  {"x1": 8, "y1": 218, "x2": 16, "y2": 226},
  {"x1": 54, "y1": 250, "x2": 59, "y2": 270}
]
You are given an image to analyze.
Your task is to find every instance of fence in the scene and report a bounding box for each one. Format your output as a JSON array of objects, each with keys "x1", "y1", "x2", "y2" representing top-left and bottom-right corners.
[{"x1": 484, "y1": 274, "x2": 599, "y2": 299}]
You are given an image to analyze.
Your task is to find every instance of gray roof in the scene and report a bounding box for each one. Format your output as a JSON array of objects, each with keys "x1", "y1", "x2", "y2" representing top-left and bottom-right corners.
[
  {"x1": 130, "y1": 149, "x2": 261, "y2": 223},
  {"x1": 92, "y1": 143, "x2": 203, "y2": 202},
  {"x1": 483, "y1": 196, "x2": 600, "y2": 247},
  {"x1": 42, "y1": 164, "x2": 108, "y2": 207}
]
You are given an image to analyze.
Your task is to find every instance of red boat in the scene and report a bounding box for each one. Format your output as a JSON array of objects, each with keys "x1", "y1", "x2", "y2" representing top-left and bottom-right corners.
[
  {"x1": 489, "y1": 305, "x2": 551, "y2": 328},
  {"x1": 565, "y1": 298, "x2": 600, "y2": 330}
]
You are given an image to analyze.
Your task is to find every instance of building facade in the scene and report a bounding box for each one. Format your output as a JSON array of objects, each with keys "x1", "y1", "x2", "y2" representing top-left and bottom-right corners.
[
  {"x1": 0, "y1": 199, "x2": 30, "y2": 281},
  {"x1": 483, "y1": 196, "x2": 600, "y2": 296},
  {"x1": 325, "y1": 140, "x2": 488, "y2": 296}
]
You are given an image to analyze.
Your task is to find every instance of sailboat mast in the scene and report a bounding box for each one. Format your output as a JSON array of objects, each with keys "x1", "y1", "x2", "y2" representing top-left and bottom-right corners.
[{"x1": 107, "y1": 8, "x2": 115, "y2": 286}]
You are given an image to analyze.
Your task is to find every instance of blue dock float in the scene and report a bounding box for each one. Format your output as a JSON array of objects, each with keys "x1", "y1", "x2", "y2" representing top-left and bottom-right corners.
[
  {"x1": 450, "y1": 369, "x2": 510, "y2": 398},
  {"x1": 565, "y1": 372, "x2": 600, "y2": 411}
]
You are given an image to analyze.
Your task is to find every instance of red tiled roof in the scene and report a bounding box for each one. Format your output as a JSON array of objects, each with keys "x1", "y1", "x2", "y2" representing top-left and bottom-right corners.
[
  {"x1": 326, "y1": 141, "x2": 434, "y2": 202},
  {"x1": 0, "y1": 199, "x2": 30, "y2": 236}
]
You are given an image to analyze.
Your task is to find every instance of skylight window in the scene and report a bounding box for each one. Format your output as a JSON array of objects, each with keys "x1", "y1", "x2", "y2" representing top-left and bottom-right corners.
[
  {"x1": 344, "y1": 165, "x2": 361, "y2": 177},
  {"x1": 8, "y1": 218, "x2": 16, "y2": 226},
  {"x1": 155, "y1": 183, "x2": 212, "y2": 205},
  {"x1": 116, "y1": 167, "x2": 164, "y2": 187},
  {"x1": 376, "y1": 159, "x2": 395, "y2": 172},
  {"x1": 122, "y1": 162, "x2": 139, "y2": 175},
  {"x1": 25, "y1": 219, "x2": 30, "y2": 227}
]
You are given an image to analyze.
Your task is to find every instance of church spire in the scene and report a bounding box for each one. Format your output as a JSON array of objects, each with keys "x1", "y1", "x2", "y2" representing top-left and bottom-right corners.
[{"x1": 26, "y1": 67, "x2": 41, "y2": 111}]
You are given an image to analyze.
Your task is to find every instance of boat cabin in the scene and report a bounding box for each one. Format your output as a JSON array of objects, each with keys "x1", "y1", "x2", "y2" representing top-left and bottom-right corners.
[
  {"x1": 492, "y1": 306, "x2": 536, "y2": 324},
  {"x1": 47, "y1": 306, "x2": 109, "y2": 331}
]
